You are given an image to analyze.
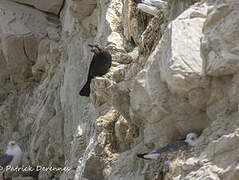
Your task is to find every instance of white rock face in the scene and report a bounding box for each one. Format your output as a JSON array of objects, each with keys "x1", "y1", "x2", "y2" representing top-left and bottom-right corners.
[
  {"x1": 202, "y1": 0, "x2": 239, "y2": 76},
  {"x1": 159, "y1": 3, "x2": 209, "y2": 94},
  {"x1": 0, "y1": 0, "x2": 51, "y2": 36},
  {"x1": 68, "y1": 0, "x2": 97, "y2": 21},
  {"x1": 130, "y1": 40, "x2": 210, "y2": 145}
]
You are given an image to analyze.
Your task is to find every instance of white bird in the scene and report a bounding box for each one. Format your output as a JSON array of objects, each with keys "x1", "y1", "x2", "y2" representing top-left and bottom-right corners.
[
  {"x1": 0, "y1": 141, "x2": 23, "y2": 179},
  {"x1": 137, "y1": 132, "x2": 198, "y2": 160},
  {"x1": 133, "y1": 0, "x2": 168, "y2": 16}
]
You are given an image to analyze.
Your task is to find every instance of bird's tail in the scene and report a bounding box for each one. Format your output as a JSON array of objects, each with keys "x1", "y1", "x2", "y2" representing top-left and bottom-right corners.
[
  {"x1": 136, "y1": 153, "x2": 151, "y2": 160},
  {"x1": 134, "y1": 0, "x2": 142, "y2": 3},
  {"x1": 79, "y1": 78, "x2": 91, "y2": 97}
]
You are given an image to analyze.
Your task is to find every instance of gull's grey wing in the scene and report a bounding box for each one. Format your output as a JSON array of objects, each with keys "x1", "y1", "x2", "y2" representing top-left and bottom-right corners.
[
  {"x1": 137, "y1": 140, "x2": 187, "y2": 160},
  {"x1": 0, "y1": 154, "x2": 13, "y2": 167},
  {"x1": 150, "y1": 140, "x2": 187, "y2": 155}
]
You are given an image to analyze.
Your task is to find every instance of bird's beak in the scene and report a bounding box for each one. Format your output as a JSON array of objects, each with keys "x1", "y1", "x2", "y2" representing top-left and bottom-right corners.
[
  {"x1": 88, "y1": 44, "x2": 98, "y2": 53},
  {"x1": 91, "y1": 47, "x2": 100, "y2": 54}
]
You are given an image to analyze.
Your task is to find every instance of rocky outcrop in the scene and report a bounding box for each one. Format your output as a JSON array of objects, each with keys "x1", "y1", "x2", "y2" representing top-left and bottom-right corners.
[
  {"x1": 9, "y1": 0, "x2": 64, "y2": 15},
  {"x1": 159, "y1": 4, "x2": 209, "y2": 94},
  {"x1": 202, "y1": 0, "x2": 239, "y2": 76},
  {"x1": 0, "y1": 0, "x2": 239, "y2": 180}
]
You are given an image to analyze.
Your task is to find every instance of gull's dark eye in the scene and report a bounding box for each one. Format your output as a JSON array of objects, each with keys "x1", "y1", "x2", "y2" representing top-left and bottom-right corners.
[{"x1": 191, "y1": 137, "x2": 195, "y2": 141}]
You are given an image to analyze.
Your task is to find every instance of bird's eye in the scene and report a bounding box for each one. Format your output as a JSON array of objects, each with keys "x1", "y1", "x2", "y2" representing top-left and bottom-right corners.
[{"x1": 191, "y1": 137, "x2": 195, "y2": 140}]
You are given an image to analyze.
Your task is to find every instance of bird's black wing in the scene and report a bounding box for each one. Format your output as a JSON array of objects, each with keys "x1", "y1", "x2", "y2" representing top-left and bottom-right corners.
[
  {"x1": 100, "y1": 51, "x2": 112, "y2": 74},
  {"x1": 0, "y1": 153, "x2": 13, "y2": 167},
  {"x1": 89, "y1": 51, "x2": 112, "y2": 77},
  {"x1": 79, "y1": 52, "x2": 97, "y2": 97},
  {"x1": 88, "y1": 54, "x2": 99, "y2": 78}
]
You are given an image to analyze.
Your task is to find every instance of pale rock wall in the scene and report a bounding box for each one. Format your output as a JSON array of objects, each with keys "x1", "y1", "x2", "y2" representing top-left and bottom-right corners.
[
  {"x1": 0, "y1": 0, "x2": 239, "y2": 180},
  {"x1": 9, "y1": 0, "x2": 64, "y2": 15},
  {"x1": 0, "y1": 0, "x2": 64, "y2": 179}
]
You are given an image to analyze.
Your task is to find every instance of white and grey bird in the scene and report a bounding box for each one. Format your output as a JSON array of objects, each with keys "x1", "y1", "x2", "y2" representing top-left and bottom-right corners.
[
  {"x1": 0, "y1": 141, "x2": 23, "y2": 179},
  {"x1": 133, "y1": 0, "x2": 168, "y2": 16},
  {"x1": 137, "y1": 132, "x2": 198, "y2": 160}
]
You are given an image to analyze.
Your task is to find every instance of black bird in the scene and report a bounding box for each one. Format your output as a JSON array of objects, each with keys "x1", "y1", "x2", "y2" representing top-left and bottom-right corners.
[{"x1": 79, "y1": 44, "x2": 112, "y2": 97}]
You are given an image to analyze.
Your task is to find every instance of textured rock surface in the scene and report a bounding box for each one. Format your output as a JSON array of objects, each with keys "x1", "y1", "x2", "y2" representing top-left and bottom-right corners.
[
  {"x1": 68, "y1": 0, "x2": 97, "y2": 21},
  {"x1": 0, "y1": 0, "x2": 239, "y2": 180},
  {"x1": 9, "y1": 0, "x2": 64, "y2": 15},
  {"x1": 202, "y1": 0, "x2": 239, "y2": 76},
  {"x1": 159, "y1": 3, "x2": 209, "y2": 94}
]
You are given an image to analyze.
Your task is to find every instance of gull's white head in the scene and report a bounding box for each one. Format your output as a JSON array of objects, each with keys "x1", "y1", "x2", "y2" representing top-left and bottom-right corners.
[
  {"x1": 6, "y1": 141, "x2": 23, "y2": 167},
  {"x1": 7, "y1": 141, "x2": 16, "y2": 147},
  {"x1": 6, "y1": 141, "x2": 22, "y2": 156},
  {"x1": 184, "y1": 133, "x2": 198, "y2": 146},
  {"x1": 7, "y1": 141, "x2": 18, "y2": 150}
]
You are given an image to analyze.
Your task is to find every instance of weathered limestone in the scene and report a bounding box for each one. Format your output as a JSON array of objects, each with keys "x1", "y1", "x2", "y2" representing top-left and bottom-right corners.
[
  {"x1": 159, "y1": 3, "x2": 210, "y2": 94},
  {"x1": 0, "y1": 0, "x2": 51, "y2": 36},
  {"x1": 68, "y1": 0, "x2": 97, "y2": 21},
  {"x1": 32, "y1": 39, "x2": 60, "y2": 81},
  {"x1": 130, "y1": 43, "x2": 210, "y2": 145},
  {"x1": 0, "y1": 50, "x2": 9, "y2": 102},
  {"x1": 2, "y1": 35, "x2": 32, "y2": 83},
  {"x1": 0, "y1": 0, "x2": 57, "y2": 84},
  {"x1": 202, "y1": 0, "x2": 239, "y2": 76},
  {"x1": 0, "y1": 1, "x2": 63, "y2": 180},
  {"x1": 167, "y1": 112, "x2": 239, "y2": 180},
  {"x1": 9, "y1": 0, "x2": 64, "y2": 15}
]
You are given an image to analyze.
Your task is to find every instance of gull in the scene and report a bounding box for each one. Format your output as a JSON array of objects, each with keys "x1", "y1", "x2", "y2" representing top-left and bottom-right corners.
[
  {"x1": 137, "y1": 132, "x2": 198, "y2": 160},
  {"x1": 0, "y1": 141, "x2": 23, "y2": 180}
]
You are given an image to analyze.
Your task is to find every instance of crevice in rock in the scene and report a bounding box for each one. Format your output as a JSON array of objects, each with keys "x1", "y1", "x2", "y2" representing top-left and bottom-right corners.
[
  {"x1": 58, "y1": 0, "x2": 66, "y2": 17},
  {"x1": 23, "y1": 37, "x2": 35, "y2": 66}
]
